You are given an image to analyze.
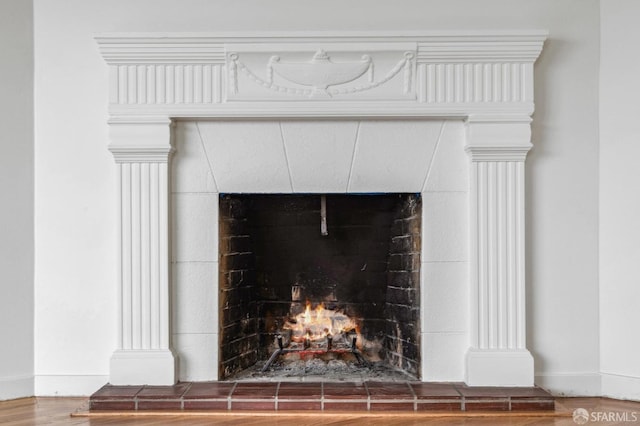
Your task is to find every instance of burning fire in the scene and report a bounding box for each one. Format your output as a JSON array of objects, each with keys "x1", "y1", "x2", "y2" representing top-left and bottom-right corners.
[{"x1": 284, "y1": 301, "x2": 358, "y2": 345}]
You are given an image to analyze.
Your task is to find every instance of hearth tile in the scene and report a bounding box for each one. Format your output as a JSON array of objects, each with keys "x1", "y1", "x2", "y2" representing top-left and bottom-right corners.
[
  {"x1": 410, "y1": 382, "x2": 462, "y2": 399},
  {"x1": 510, "y1": 399, "x2": 555, "y2": 411},
  {"x1": 323, "y1": 401, "x2": 369, "y2": 411},
  {"x1": 416, "y1": 401, "x2": 462, "y2": 411},
  {"x1": 454, "y1": 385, "x2": 510, "y2": 398},
  {"x1": 183, "y1": 399, "x2": 229, "y2": 410},
  {"x1": 464, "y1": 400, "x2": 510, "y2": 411},
  {"x1": 366, "y1": 381, "x2": 413, "y2": 400},
  {"x1": 183, "y1": 382, "x2": 235, "y2": 399},
  {"x1": 231, "y1": 400, "x2": 276, "y2": 410},
  {"x1": 504, "y1": 387, "x2": 554, "y2": 398},
  {"x1": 370, "y1": 401, "x2": 415, "y2": 411},
  {"x1": 137, "y1": 399, "x2": 182, "y2": 410},
  {"x1": 232, "y1": 382, "x2": 278, "y2": 399},
  {"x1": 277, "y1": 400, "x2": 322, "y2": 411},
  {"x1": 322, "y1": 382, "x2": 368, "y2": 399},
  {"x1": 136, "y1": 382, "x2": 190, "y2": 399},
  {"x1": 91, "y1": 384, "x2": 143, "y2": 399},
  {"x1": 90, "y1": 400, "x2": 136, "y2": 411},
  {"x1": 277, "y1": 382, "x2": 322, "y2": 399}
]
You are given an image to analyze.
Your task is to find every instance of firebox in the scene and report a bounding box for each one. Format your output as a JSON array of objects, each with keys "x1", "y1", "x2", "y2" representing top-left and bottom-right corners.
[{"x1": 218, "y1": 193, "x2": 421, "y2": 380}]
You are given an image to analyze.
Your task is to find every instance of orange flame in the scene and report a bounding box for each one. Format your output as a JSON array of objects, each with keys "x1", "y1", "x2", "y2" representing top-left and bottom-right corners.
[{"x1": 284, "y1": 301, "x2": 358, "y2": 344}]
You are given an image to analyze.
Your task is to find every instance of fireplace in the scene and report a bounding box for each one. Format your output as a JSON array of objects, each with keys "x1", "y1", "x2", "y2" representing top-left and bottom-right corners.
[
  {"x1": 218, "y1": 193, "x2": 421, "y2": 380},
  {"x1": 97, "y1": 31, "x2": 546, "y2": 387}
]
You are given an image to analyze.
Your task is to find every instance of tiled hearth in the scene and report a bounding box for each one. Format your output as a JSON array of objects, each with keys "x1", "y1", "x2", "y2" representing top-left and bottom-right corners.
[{"x1": 90, "y1": 382, "x2": 554, "y2": 412}]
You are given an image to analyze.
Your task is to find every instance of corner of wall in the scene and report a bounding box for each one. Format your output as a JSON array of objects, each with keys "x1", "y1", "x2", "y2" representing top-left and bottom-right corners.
[
  {"x1": 535, "y1": 373, "x2": 602, "y2": 397},
  {"x1": 601, "y1": 373, "x2": 640, "y2": 402},
  {"x1": 0, "y1": 0, "x2": 35, "y2": 402},
  {"x1": 0, "y1": 376, "x2": 34, "y2": 401}
]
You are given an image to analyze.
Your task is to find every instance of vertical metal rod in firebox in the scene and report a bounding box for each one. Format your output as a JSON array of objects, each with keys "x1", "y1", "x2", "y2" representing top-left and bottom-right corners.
[
  {"x1": 277, "y1": 334, "x2": 283, "y2": 350},
  {"x1": 320, "y1": 195, "x2": 328, "y2": 236}
]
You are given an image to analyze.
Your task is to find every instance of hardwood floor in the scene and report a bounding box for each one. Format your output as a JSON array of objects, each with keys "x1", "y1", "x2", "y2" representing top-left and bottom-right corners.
[{"x1": 1, "y1": 396, "x2": 639, "y2": 425}]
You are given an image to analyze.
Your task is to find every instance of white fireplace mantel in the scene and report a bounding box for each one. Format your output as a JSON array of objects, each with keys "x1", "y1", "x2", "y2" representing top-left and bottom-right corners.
[{"x1": 97, "y1": 31, "x2": 546, "y2": 386}]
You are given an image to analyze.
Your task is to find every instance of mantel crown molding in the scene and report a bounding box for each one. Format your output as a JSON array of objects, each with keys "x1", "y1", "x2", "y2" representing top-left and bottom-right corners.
[{"x1": 96, "y1": 31, "x2": 547, "y2": 64}]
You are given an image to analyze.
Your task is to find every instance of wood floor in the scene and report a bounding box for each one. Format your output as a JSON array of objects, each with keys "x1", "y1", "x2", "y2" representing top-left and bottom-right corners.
[{"x1": 1, "y1": 396, "x2": 639, "y2": 425}]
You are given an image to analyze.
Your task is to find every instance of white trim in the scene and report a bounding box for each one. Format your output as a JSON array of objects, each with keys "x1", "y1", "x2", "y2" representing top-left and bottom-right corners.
[
  {"x1": 34, "y1": 375, "x2": 109, "y2": 397},
  {"x1": 601, "y1": 373, "x2": 640, "y2": 401},
  {"x1": 106, "y1": 103, "x2": 537, "y2": 119},
  {"x1": 535, "y1": 373, "x2": 602, "y2": 397},
  {"x1": 96, "y1": 31, "x2": 547, "y2": 63}
]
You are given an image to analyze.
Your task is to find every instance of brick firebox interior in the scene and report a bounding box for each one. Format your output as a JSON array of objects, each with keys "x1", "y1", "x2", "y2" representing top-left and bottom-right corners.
[{"x1": 218, "y1": 194, "x2": 421, "y2": 380}]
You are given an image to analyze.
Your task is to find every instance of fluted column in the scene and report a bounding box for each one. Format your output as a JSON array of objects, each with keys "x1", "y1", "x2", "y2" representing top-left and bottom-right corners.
[
  {"x1": 108, "y1": 117, "x2": 177, "y2": 385},
  {"x1": 464, "y1": 115, "x2": 534, "y2": 386}
]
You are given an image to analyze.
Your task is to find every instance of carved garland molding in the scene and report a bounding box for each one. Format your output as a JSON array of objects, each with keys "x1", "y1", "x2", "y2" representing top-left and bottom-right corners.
[{"x1": 227, "y1": 50, "x2": 415, "y2": 98}]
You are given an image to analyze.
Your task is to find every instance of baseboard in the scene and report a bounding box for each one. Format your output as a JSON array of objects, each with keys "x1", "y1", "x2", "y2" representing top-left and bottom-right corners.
[
  {"x1": 601, "y1": 373, "x2": 640, "y2": 401},
  {"x1": 535, "y1": 372, "x2": 601, "y2": 396},
  {"x1": 35, "y1": 375, "x2": 109, "y2": 396},
  {"x1": 0, "y1": 375, "x2": 34, "y2": 400}
]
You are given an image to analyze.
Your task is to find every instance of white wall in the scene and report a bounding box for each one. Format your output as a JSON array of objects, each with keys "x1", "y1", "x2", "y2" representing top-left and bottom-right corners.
[
  {"x1": 525, "y1": 1, "x2": 602, "y2": 396},
  {"x1": 599, "y1": 0, "x2": 640, "y2": 401},
  {"x1": 0, "y1": 0, "x2": 35, "y2": 401},
  {"x1": 33, "y1": 0, "x2": 602, "y2": 395}
]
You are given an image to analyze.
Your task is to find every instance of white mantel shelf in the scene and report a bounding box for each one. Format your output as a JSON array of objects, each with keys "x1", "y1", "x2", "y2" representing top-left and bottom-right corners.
[{"x1": 97, "y1": 31, "x2": 546, "y2": 387}]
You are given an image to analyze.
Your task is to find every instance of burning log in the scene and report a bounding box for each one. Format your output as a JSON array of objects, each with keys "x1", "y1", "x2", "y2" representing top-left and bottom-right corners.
[
  {"x1": 283, "y1": 301, "x2": 359, "y2": 346},
  {"x1": 261, "y1": 300, "x2": 371, "y2": 372}
]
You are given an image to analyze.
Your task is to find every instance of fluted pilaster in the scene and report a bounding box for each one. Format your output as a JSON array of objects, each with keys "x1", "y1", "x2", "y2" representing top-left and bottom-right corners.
[
  {"x1": 108, "y1": 118, "x2": 177, "y2": 385},
  {"x1": 464, "y1": 115, "x2": 534, "y2": 386}
]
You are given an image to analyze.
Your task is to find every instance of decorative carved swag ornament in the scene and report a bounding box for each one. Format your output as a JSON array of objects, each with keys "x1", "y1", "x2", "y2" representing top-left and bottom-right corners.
[{"x1": 228, "y1": 49, "x2": 414, "y2": 97}]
